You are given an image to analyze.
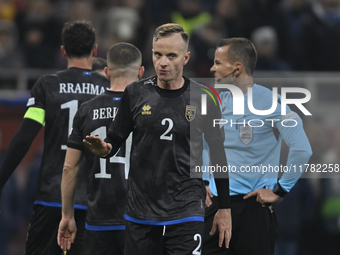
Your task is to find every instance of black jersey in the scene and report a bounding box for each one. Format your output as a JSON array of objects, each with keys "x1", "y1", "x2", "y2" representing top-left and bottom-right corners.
[
  {"x1": 105, "y1": 76, "x2": 224, "y2": 223},
  {"x1": 67, "y1": 90, "x2": 128, "y2": 227},
  {"x1": 28, "y1": 67, "x2": 110, "y2": 206}
]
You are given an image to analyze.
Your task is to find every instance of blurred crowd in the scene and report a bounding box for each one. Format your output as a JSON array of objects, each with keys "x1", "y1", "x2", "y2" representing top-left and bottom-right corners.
[
  {"x1": 1, "y1": 0, "x2": 340, "y2": 77},
  {"x1": 1, "y1": 0, "x2": 340, "y2": 254}
]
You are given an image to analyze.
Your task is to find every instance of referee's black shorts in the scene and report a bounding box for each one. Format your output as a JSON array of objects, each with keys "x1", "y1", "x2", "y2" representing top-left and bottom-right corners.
[
  {"x1": 124, "y1": 220, "x2": 204, "y2": 255},
  {"x1": 25, "y1": 204, "x2": 86, "y2": 255},
  {"x1": 202, "y1": 195, "x2": 278, "y2": 255}
]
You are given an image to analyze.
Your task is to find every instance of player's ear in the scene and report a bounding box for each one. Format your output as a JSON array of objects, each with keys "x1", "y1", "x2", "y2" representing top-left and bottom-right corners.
[
  {"x1": 92, "y1": 44, "x2": 98, "y2": 57},
  {"x1": 138, "y1": 66, "x2": 145, "y2": 79},
  {"x1": 104, "y1": 67, "x2": 110, "y2": 79},
  {"x1": 61, "y1": 46, "x2": 67, "y2": 58},
  {"x1": 183, "y1": 51, "x2": 190, "y2": 66}
]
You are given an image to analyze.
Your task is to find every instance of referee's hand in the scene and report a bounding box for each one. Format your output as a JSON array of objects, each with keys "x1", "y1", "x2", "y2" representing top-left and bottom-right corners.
[
  {"x1": 205, "y1": 186, "x2": 213, "y2": 207},
  {"x1": 210, "y1": 208, "x2": 232, "y2": 248},
  {"x1": 243, "y1": 188, "x2": 280, "y2": 204}
]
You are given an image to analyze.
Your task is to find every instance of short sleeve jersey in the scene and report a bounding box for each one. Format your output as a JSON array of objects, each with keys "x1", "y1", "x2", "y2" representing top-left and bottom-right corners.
[
  {"x1": 28, "y1": 68, "x2": 110, "y2": 206},
  {"x1": 67, "y1": 91, "x2": 128, "y2": 226},
  {"x1": 105, "y1": 76, "x2": 224, "y2": 222}
]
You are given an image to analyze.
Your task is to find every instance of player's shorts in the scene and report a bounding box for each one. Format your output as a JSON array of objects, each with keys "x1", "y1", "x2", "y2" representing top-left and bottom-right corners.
[
  {"x1": 83, "y1": 229, "x2": 125, "y2": 255},
  {"x1": 202, "y1": 195, "x2": 278, "y2": 255},
  {"x1": 124, "y1": 220, "x2": 204, "y2": 255},
  {"x1": 25, "y1": 204, "x2": 86, "y2": 255}
]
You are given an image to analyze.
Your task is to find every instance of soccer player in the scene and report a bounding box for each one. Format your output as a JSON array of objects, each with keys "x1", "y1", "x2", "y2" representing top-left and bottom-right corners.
[
  {"x1": 202, "y1": 38, "x2": 312, "y2": 255},
  {"x1": 83, "y1": 23, "x2": 232, "y2": 255},
  {"x1": 92, "y1": 57, "x2": 107, "y2": 76},
  {"x1": 57, "y1": 42, "x2": 144, "y2": 255},
  {"x1": 0, "y1": 20, "x2": 110, "y2": 255}
]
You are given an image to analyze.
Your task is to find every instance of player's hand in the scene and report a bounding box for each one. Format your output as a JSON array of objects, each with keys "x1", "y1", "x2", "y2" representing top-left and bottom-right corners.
[
  {"x1": 205, "y1": 186, "x2": 213, "y2": 207},
  {"x1": 243, "y1": 188, "x2": 280, "y2": 204},
  {"x1": 57, "y1": 217, "x2": 77, "y2": 251},
  {"x1": 210, "y1": 208, "x2": 232, "y2": 248},
  {"x1": 83, "y1": 135, "x2": 112, "y2": 157}
]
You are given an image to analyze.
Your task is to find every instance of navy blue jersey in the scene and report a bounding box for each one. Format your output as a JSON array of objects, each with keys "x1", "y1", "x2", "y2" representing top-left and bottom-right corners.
[
  {"x1": 104, "y1": 76, "x2": 224, "y2": 224},
  {"x1": 67, "y1": 90, "x2": 128, "y2": 227},
  {"x1": 27, "y1": 67, "x2": 110, "y2": 206}
]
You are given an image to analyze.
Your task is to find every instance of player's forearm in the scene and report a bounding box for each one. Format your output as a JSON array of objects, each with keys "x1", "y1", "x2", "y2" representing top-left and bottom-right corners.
[
  {"x1": 0, "y1": 118, "x2": 41, "y2": 193},
  {"x1": 104, "y1": 134, "x2": 124, "y2": 158},
  {"x1": 61, "y1": 148, "x2": 82, "y2": 218},
  {"x1": 61, "y1": 164, "x2": 78, "y2": 218},
  {"x1": 209, "y1": 141, "x2": 231, "y2": 208}
]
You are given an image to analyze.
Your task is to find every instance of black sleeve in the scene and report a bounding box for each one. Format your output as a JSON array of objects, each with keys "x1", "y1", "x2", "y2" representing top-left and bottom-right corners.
[
  {"x1": 209, "y1": 140, "x2": 231, "y2": 209},
  {"x1": 0, "y1": 118, "x2": 42, "y2": 198},
  {"x1": 203, "y1": 86, "x2": 230, "y2": 208},
  {"x1": 104, "y1": 87, "x2": 133, "y2": 158}
]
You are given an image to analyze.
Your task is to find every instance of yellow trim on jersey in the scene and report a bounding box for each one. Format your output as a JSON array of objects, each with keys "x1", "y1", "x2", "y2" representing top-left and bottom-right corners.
[{"x1": 24, "y1": 107, "x2": 45, "y2": 125}]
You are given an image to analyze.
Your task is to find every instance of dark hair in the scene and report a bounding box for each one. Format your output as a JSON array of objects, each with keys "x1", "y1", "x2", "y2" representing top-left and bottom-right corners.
[
  {"x1": 154, "y1": 23, "x2": 189, "y2": 45},
  {"x1": 62, "y1": 20, "x2": 96, "y2": 58},
  {"x1": 107, "y1": 42, "x2": 142, "y2": 68},
  {"x1": 218, "y1": 38, "x2": 257, "y2": 75},
  {"x1": 92, "y1": 57, "x2": 107, "y2": 71}
]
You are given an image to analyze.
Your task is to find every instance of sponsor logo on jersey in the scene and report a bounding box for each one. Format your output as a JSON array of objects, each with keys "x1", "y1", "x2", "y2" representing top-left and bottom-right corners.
[
  {"x1": 185, "y1": 105, "x2": 196, "y2": 122},
  {"x1": 239, "y1": 126, "x2": 253, "y2": 145},
  {"x1": 142, "y1": 105, "x2": 151, "y2": 115},
  {"x1": 27, "y1": 97, "x2": 35, "y2": 106}
]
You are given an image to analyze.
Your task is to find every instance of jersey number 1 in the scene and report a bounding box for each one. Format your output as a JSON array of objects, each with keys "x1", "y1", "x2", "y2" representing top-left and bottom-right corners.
[
  {"x1": 92, "y1": 126, "x2": 131, "y2": 179},
  {"x1": 61, "y1": 100, "x2": 78, "y2": 150}
]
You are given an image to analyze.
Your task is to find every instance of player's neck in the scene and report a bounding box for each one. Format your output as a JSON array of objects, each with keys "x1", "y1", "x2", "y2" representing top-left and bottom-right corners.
[
  {"x1": 67, "y1": 57, "x2": 92, "y2": 70},
  {"x1": 157, "y1": 76, "x2": 184, "y2": 90},
  {"x1": 110, "y1": 77, "x2": 137, "y2": 92}
]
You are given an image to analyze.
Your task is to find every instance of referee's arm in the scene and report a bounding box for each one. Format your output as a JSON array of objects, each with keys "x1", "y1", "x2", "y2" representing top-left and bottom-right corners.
[{"x1": 276, "y1": 114, "x2": 312, "y2": 192}]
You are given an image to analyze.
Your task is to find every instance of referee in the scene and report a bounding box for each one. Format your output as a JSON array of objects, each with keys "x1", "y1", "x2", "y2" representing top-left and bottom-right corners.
[{"x1": 202, "y1": 38, "x2": 312, "y2": 255}]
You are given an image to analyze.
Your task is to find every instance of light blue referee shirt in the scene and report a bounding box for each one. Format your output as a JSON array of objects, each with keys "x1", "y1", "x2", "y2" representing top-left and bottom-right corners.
[{"x1": 203, "y1": 84, "x2": 312, "y2": 196}]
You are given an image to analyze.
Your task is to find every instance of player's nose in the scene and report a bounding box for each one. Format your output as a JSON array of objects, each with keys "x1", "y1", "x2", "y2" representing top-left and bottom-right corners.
[{"x1": 160, "y1": 56, "x2": 168, "y2": 66}]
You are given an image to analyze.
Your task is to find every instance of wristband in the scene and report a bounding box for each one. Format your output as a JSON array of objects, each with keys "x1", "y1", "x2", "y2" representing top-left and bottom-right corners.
[{"x1": 272, "y1": 183, "x2": 287, "y2": 198}]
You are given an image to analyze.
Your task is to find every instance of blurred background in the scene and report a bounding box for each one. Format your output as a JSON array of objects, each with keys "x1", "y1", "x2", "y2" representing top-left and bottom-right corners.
[{"x1": 0, "y1": 0, "x2": 340, "y2": 254}]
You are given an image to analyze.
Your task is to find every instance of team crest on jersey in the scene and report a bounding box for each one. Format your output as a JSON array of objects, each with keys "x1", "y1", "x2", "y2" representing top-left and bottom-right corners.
[
  {"x1": 239, "y1": 126, "x2": 253, "y2": 145},
  {"x1": 185, "y1": 105, "x2": 196, "y2": 122},
  {"x1": 26, "y1": 97, "x2": 35, "y2": 106},
  {"x1": 142, "y1": 105, "x2": 151, "y2": 115},
  {"x1": 283, "y1": 111, "x2": 299, "y2": 120}
]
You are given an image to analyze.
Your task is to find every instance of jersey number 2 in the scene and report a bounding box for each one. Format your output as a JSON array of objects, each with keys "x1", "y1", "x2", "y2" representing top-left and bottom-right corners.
[{"x1": 160, "y1": 118, "x2": 173, "y2": 141}]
